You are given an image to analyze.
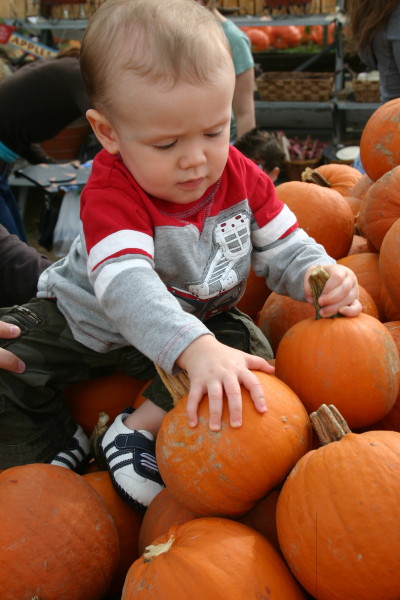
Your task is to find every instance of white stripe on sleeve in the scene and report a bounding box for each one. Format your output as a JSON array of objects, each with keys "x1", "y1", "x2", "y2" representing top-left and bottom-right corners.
[
  {"x1": 252, "y1": 204, "x2": 297, "y2": 248},
  {"x1": 88, "y1": 229, "x2": 154, "y2": 272},
  {"x1": 94, "y1": 258, "x2": 152, "y2": 300}
]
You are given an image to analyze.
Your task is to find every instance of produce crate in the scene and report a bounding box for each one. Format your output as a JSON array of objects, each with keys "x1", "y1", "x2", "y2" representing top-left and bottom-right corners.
[
  {"x1": 256, "y1": 71, "x2": 334, "y2": 102},
  {"x1": 352, "y1": 79, "x2": 380, "y2": 103}
]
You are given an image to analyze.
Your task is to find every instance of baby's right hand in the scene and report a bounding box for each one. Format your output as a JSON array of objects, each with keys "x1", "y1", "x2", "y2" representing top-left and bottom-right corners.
[{"x1": 176, "y1": 334, "x2": 274, "y2": 431}]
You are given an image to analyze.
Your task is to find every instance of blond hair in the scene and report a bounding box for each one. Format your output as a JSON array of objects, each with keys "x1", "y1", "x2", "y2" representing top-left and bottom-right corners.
[{"x1": 80, "y1": 0, "x2": 231, "y2": 113}]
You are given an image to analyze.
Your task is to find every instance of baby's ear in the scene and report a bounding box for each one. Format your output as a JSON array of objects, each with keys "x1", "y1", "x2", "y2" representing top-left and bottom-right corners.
[
  {"x1": 268, "y1": 166, "x2": 280, "y2": 183},
  {"x1": 86, "y1": 109, "x2": 120, "y2": 154}
]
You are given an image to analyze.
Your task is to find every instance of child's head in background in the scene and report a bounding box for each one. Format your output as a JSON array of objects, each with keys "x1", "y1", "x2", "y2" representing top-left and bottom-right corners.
[{"x1": 234, "y1": 128, "x2": 284, "y2": 183}]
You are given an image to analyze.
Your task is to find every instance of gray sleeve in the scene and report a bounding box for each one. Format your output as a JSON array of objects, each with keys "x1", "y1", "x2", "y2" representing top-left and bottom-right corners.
[
  {"x1": 97, "y1": 264, "x2": 212, "y2": 373},
  {"x1": 252, "y1": 228, "x2": 336, "y2": 301}
]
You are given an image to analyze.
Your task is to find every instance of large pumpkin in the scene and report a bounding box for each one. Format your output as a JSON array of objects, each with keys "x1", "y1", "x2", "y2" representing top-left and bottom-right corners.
[
  {"x1": 275, "y1": 267, "x2": 400, "y2": 429},
  {"x1": 275, "y1": 180, "x2": 354, "y2": 259},
  {"x1": 359, "y1": 97, "x2": 400, "y2": 181},
  {"x1": 258, "y1": 284, "x2": 378, "y2": 355},
  {"x1": 277, "y1": 404, "x2": 400, "y2": 600},
  {"x1": 0, "y1": 464, "x2": 119, "y2": 600},
  {"x1": 357, "y1": 166, "x2": 400, "y2": 251},
  {"x1": 379, "y1": 217, "x2": 400, "y2": 312},
  {"x1": 156, "y1": 371, "x2": 312, "y2": 516},
  {"x1": 123, "y1": 518, "x2": 306, "y2": 600},
  {"x1": 83, "y1": 471, "x2": 143, "y2": 599}
]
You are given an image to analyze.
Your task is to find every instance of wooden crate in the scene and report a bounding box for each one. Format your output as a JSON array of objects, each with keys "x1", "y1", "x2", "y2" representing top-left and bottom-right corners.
[{"x1": 0, "y1": 0, "x2": 26, "y2": 18}]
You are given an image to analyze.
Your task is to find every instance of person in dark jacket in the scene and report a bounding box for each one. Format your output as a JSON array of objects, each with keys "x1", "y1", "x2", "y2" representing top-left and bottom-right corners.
[
  {"x1": 0, "y1": 48, "x2": 91, "y2": 240},
  {"x1": 0, "y1": 223, "x2": 51, "y2": 372}
]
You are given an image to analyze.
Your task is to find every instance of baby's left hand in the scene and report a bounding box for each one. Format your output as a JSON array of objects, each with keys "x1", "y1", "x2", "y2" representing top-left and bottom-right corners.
[{"x1": 304, "y1": 263, "x2": 362, "y2": 318}]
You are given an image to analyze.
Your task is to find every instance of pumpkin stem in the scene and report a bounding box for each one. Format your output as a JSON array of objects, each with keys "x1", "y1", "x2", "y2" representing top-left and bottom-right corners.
[
  {"x1": 144, "y1": 535, "x2": 175, "y2": 562},
  {"x1": 155, "y1": 364, "x2": 190, "y2": 406},
  {"x1": 308, "y1": 265, "x2": 342, "y2": 320},
  {"x1": 301, "y1": 167, "x2": 332, "y2": 188},
  {"x1": 310, "y1": 404, "x2": 351, "y2": 445}
]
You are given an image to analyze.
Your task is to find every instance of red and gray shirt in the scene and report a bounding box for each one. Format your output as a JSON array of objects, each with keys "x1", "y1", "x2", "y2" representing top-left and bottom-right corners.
[{"x1": 38, "y1": 145, "x2": 334, "y2": 372}]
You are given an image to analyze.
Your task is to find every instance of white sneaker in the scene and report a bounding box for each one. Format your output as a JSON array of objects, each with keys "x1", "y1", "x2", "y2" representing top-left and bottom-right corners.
[
  {"x1": 51, "y1": 424, "x2": 91, "y2": 471},
  {"x1": 98, "y1": 411, "x2": 164, "y2": 510}
]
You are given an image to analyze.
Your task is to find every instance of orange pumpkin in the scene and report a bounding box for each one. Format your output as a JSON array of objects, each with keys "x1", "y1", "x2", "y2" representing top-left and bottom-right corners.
[
  {"x1": 156, "y1": 371, "x2": 312, "y2": 516},
  {"x1": 359, "y1": 97, "x2": 400, "y2": 181},
  {"x1": 275, "y1": 180, "x2": 354, "y2": 259},
  {"x1": 245, "y1": 28, "x2": 270, "y2": 51},
  {"x1": 123, "y1": 518, "x2": 306, "y2": 600},
  {"x1": 0, "y1": 464, "x2": 119, "y2": 600},
  {"x1": 258, "y1": 284, "x2": 378, "y2": 355},
  {"x1": 381, "y1": 285, "x2": 400, "y2": 322},
  {"x1": 357, "y1": 166, "x2": 400, "y2": 251},
  {"x1": 62, "y1": 372, "x2": 151, "y2": 436},
  {"x1": 269, "y1": 25, "x2": 302, "y2": 49},
  {"x1": 303, "y1": 162, "x2": 362, "y2": 196},
  {"x1": 277, "y1": 404, "x2": 400, "y2": 600},
  {"x1": 338, "y1": 252, "x2": 384, "y2": 320},
  {"x1": 360, "y1": 321, "x2": 400, "y2": 432},
  {"x1": 237, "y1": 487, "x2": 281, "y2": 553},
  {"x1": 347, "y1": 233, "x2": 369, "y2": 255},
  {"x1": 349, "y1": 172, "x2": 374, "y2": 200},
  {"x1": 83, "y1": 471, "x2": 143, "y2": 599},
  {"x1": 379, "y1": 217, "x2": 400, "y2": 312},
  {"x1": 138, "y1": 486, "x2": 198, "y2": 555},
  {"x1": 275, "y1": 269, "x2": 400, "y2": 429}
]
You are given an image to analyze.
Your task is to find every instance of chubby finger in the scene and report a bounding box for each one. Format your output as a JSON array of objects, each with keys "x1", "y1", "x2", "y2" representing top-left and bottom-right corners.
[
  {"x1": 0, "y1": 322, "x2": 21, "y2": 339},
  {"x1": 338, "y1": 298, "x2": 363, "y2": 317},
  {"x1": 223, "y1": 376, "x2": 243, "y2": 428},
  {"x1": 0, "y1": 348, "x2": 25, "y2": 373},
  {"x1": 206, "y1": 381, "x2": 224, "y2": 431},
  {"x1": 186, "y1": 381, "x2": 205, "y2": 428},
  {"x1": 239, "y1": 369, "x2": 267, "y2": 414}
]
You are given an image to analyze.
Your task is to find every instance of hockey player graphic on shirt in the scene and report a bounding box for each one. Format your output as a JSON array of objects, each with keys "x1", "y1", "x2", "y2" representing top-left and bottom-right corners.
[{"x1": 167, "y1": 211, "x2": 251, "y2": 320}]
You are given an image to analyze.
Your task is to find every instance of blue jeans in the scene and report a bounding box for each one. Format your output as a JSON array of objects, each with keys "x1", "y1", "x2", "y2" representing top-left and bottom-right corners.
[{"x1": 0, "y1": 173, "x2": 27, "y2": 241}]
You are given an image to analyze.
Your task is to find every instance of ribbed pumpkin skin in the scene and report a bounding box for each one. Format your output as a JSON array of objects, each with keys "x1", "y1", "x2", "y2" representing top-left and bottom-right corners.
[
  {"x1": 276, "y1": 429, "x2": 400, "y2": 600},
  {"x1": 156, "y1": 371, "x2": 312, "y2": 516},
  {"x1": 123, "y1": 518, "x2": 306, "y2": 600},
  {"x1": 380, "y1": 218, "x2": 400, "y2": 313},
  {"x1": 357, "y1": 166, "x2": 400, "y2": 252},
  {"x1": 0, "y1": 464, "x2": 119, "y2": 600},
  {"x1": 275, "y1": 313, "x2": 400, "y2": 429},
  {"x1": 360, "y1": 97, "x2": 400, "y2": 181},
  {"x1": 276, "y1": 181, "x2": 354, "y2": 259}
]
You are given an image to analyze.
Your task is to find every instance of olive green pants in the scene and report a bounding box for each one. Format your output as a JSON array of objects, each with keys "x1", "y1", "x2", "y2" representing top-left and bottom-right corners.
[{"x1": 0, "y1": 298, "x2": 273, "y2": 468}]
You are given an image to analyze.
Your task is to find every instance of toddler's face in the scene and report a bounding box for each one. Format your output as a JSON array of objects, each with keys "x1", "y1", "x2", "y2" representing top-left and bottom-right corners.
[{"x1": 106, "y1": 64, "x2": 235, "y2": 204}]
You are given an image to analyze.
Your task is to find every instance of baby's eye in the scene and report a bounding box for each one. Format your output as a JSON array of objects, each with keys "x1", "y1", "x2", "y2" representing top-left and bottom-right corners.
[
  {"x1": 154, "y1": 141, "x2": 177, "y2": 151},
  {"x1": 205, "y1": 130, "x2": 223, "y2": 139}
]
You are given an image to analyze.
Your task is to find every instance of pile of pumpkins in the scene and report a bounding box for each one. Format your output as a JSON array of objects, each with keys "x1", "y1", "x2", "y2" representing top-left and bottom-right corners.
[{"x1": 1, "y1": 99, "x2": 400, "y2": 600}]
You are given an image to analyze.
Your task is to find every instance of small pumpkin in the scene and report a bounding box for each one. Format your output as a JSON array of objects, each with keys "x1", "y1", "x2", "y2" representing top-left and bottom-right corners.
[
  {"x1": 237, "y1": 487, "x2": 281, "y2": 553},
  {"x1": 275, "y1": 266, "x2": 400, "y2": 429},
  {"x1": 0, "y1": 464, "x2": 119, "y2": 600},
  {"x1": 156, "y1": 370, "x2": 312, "y2": 516},
  {"x1": 277, "y1": 404, "x2": 400, "y2": 600},
  {"x1": 123, "y1": 518, "x2": 306, "y2": 600},
  {"x1": 62, "y1": 372, "x2": 151, "y2": 436},
  {"x1": 302, "y1": 162, "x2": 362, "y2": 196},
  {"x1": 138, "y1": 487, "x2": 198, "y2": 556}
]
